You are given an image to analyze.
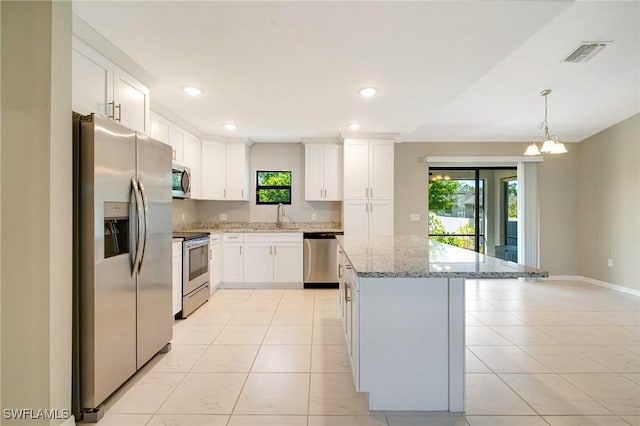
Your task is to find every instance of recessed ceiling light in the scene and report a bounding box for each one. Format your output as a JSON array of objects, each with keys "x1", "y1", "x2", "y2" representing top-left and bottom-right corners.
[
  {"x1": 359, "y1": 87, "x2": 377, "y2": 98},
  {"x1": 349, "y1": 123, "x2": 361, "y2": 130},
  {"x1": 182, "y1": 86, "x2": 203, "y2": 96},
  {"x1": 223, "y1": 123, "x2": 237, "y2": 130}
]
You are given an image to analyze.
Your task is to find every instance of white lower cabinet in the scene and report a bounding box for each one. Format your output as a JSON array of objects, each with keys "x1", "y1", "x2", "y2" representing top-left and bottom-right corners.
[
  {"x1": 222, "y1": 233, "x2": 244, "y2": 283},
  {"x1": 209, "y1": 233, "x2": 220, "y2": 291},
  {"x1": 341, "y1": 255, "x2": 359, "y2": 388},
  {"x1": 172, "y1": 240, "x2": 183, "y2": 316},
  {"x1": 220, "y1": 233, "x2": 303, "y2": 286}
]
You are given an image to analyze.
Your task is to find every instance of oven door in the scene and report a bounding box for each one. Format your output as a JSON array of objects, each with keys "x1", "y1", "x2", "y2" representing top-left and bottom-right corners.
[{"x1": 183, "y1": 238, "x2": 210, "y2": 295}]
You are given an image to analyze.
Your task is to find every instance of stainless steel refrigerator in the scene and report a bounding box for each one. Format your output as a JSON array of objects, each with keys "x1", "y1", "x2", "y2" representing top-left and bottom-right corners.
[{"x1": 72, "y1": 113, "x2": 173, "y2": 421}]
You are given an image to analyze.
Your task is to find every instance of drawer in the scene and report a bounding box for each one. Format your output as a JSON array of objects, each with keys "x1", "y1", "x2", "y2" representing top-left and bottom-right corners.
[
  {"x1": 209, "y1": 232, "x2": 220, "y2": 243},
  {"x1": 223, "y1": 233, "x2": 244, "y2": 243}
]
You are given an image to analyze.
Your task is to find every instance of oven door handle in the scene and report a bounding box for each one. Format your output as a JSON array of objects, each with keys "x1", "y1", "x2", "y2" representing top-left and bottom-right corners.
[
  {"x1": 137, "y1": 180, "x2": 150, "y2": 273},
  {"x1": 130, "y1": 177, "x2": 144, "y2": 276}
]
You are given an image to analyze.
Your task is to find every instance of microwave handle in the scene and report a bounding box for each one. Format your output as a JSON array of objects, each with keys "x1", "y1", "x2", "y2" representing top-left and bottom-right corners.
[{"x1": 181, "y1": 170, "x2": 191, "y2": 193}]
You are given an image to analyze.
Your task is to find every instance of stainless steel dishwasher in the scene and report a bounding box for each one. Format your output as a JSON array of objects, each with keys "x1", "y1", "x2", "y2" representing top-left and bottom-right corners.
[{"x1": 303, "y1": 232, "x2": 343, "y2": 288}]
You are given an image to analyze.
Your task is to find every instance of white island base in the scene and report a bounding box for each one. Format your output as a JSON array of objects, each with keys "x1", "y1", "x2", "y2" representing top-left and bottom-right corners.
[
  {"x1": 345, "y1": 275, "x2": 465, "y2": 412},
  {"x1": 337, "y1": 235, "x2": 547, "y2": 412}
]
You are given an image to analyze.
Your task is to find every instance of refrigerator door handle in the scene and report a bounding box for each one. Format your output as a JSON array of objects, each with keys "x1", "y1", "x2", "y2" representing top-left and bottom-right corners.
[
  {"x1": 131, "y1": 177, "x2": 144, "y2": 275},
  {"x1": 137, "y1": 181, "x2": 150, "y2": 272}
]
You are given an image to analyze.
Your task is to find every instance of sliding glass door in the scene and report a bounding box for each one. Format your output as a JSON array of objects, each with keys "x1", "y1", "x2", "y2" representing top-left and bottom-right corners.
[{"x1": 428, "y1": 167, "x2": 517, "y2": 256}]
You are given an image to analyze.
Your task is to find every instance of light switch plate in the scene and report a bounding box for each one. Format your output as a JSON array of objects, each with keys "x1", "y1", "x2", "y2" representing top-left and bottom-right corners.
[
  {"x1": 311, "y1": 213, "x2": 317, "y2": 221},
  {"x1": 409, "y1": 214, "x2": 420, "y2": 222},
  {"x1": 219, "y1": 213, "x2": 228, "y2": 221},
  {"x1": 607, "y1": 258, "x2": 613, "y2": 267}
]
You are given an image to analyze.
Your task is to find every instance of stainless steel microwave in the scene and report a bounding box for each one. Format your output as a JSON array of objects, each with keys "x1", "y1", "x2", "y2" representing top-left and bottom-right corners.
[{"x1": 172, "y1": 163, "x2": 191, "y2": 199}]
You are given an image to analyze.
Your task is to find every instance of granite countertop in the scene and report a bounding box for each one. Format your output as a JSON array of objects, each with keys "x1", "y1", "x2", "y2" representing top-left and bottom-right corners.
[
  {"x1": 336, "y1": 235, "x2": 549, "y2": 279},
  {"x1": 176, "y1": 221, "x2": 343, "y2": 234}
]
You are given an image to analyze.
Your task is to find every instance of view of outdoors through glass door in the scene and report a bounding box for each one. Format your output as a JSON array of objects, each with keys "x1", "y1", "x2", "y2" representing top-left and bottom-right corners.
[
  {"x1": 428, "y1": 167, "x2": 518, "y2": 259},
  {"x1": 428, "y1": 169, "x2": 484, "y2": 252}
]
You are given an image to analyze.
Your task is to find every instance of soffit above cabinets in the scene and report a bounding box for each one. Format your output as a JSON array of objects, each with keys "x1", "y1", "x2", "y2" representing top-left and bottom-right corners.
[{"x1": 73, "y1": 1, "x2": 639, "y2": 143}]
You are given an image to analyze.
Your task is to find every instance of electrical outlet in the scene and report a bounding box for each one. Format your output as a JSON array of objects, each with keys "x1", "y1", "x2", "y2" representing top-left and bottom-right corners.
[
  {"x1": 219, "y1": 213, "x2": 228, "y2": 221},
  {"x1": 311, "y1": 213, "x2": 317, "y2": 221},
  {"x1": 409, "y1": 213, "x2": 420, "y2": 222},
  {"x1": 607, "y1": 258, "x2": 613, "y2": 267}
]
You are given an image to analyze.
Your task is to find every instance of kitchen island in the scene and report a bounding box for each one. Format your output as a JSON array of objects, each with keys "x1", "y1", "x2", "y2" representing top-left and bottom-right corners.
[{"x1": 336, "y1": 235, "x2": 548, "y2": 412}]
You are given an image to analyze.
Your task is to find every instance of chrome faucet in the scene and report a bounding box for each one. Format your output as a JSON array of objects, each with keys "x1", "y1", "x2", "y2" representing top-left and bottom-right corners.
[{"x1": 276, "y1": 203, "x2": 285, "y2": 228}]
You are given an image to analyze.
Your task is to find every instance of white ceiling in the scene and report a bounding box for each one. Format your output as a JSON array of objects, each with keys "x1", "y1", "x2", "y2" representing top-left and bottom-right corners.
[{"x1": 73, "y1": 1, "x2": 640, "y2": 143}]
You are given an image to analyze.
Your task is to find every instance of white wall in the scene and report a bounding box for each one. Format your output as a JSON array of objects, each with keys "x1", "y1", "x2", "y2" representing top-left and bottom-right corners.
[
  {"x1": 1, "y1": 1, "x2": 73, "y2": 423},
  {"x1": 577, "y1": 113, "x2": 640, "y2": 291},
  {"x1": 176, "y1": 143, "x2": 341, "y2": 227},
  {"x1": 394, "y1": 142, "x2": 579, "y2": 275}
]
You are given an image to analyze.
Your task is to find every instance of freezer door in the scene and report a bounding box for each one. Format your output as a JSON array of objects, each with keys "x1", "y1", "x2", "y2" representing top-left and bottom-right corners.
[
  {"x1": 79, "y1": 114, "x2": 137, "y2": 409},
  {"x1": 135, "y1": 132, "x2": 173, "y2": 368}
]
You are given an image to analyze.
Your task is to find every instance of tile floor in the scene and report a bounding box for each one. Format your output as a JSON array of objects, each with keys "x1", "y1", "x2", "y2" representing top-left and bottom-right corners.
[{"x1": 91, "y1": 279, "x2": 639, "y2": 426}]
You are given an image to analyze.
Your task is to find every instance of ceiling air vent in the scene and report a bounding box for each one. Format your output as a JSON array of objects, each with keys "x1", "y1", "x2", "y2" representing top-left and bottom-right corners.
[{"x1": 563, "y1": 42, "x2": 611, "y2": 63}]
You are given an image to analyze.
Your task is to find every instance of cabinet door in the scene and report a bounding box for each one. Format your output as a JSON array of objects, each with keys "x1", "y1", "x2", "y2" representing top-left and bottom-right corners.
[
  {"x1": 150, "y1": 112, "x2": 170, "y2": 144},
  {"x1": 368, "y1": 140, "x2": 394, "y2": 200},
  {"x1": 225, "y1": 144, "x2": 248, "y2": 200},
  {"x1": 305, "y1": 144, "x2": 324, "y2": 201},
  {"x1": 369, "y1": 199, "x2": 394, "y2": 237},
  {"x1": 172, "y1": 247, "x2": 182, "y2": 316},
  {"x1": 343, "y1": 200, "x2": 369, "y2": 238},
  {"x1": 222, "y1": 243, "x2": 244, "y2": 282},
  {"x1": 201, "y1": 140, "x2": 226, "y2": 200},
  {"x1": 273, "y1": 242, "x2": 303, "y2": 282},
  {"x1": 323, "y1": 144, "x2": 343, "y2": 201},
  {"x1": 343, "y1": 139, "x2": 369, "y2": 199},
  {"x1": 169, "y1": 127, "x2": 185, "y2": 164},
  {"x1": 72, "y1": 38, "x2": 114, "y2": 117},
  {"x1": 244, "y1": 243, "x2": 273, "y2": 282},
  {"x1": 114, "y1": 68, "x2": 150, "y2": 133},
  {"x1": 183, "y1": 134, "x2": 202, "y2": 199},
  {"x1": 210, "y1": 242, "x2": 220, "y2": 290},
  {"x1": 350, "y1": 278, "x2": 360, "y2": 389}
]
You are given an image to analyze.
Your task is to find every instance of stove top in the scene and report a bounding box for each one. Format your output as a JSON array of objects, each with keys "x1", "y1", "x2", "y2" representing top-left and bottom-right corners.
[{"x1": 173, "y1": 231, "x2": 209, "y2": 241}]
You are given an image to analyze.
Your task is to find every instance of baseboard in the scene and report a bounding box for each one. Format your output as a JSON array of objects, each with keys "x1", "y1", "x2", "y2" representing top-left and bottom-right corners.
[
  {"x1": 545, "y1": 275, "x2": 640, "y2": 297},
  {"x1": 217, "y1": 282, "x2": 304, "y2": 289}
]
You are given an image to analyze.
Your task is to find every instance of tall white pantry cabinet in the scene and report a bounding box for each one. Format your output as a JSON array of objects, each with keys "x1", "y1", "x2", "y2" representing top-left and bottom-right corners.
[{"x1": 343, "y1": 139, "x2": 394, "y2": 237}]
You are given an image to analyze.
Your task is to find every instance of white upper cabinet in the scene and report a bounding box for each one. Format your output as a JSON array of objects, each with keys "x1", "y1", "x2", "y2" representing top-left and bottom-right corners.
[
  {"x1": 169, "y1": 127, "x2": 185, "y2": 164},
  {"x1": 150, "y1": 111, "x2": 186, "y2": 163},
  {"x1": 368, "y1": 140, "x2": 394, "y2": 199},
  {"x1": 150, "y1": 111, "x2": 170, "y2": 144},
  {"x1": 201, "y1": 140, "x2": 226, "y2": 200},
  {"x1": 343, "y1": 139, "x2": 394, "y2": 200},
  {"x1": 343, "y1": 140, "x2": 370, "y2": 200},
  {"x1": 115, "y1": 68, "x2": 150, "y2": 134},
  {"x1": 201, "y1": 141, "x2": 249, "y2": 201},
  {"x1": 305, "y1": 143, "x2": 343, "y2": 201},
  {"x1": 225, "y1": 143, "x2": 249, "y2": 201},
  {"x1": 72, "y1": 38, "x2": 114, "y2": 117},
  {"x1": 183, "y1": 133, "x2": 202, "y2": 199},
  {"x1": 72, "y1": 37, "x2": 150, "y2": 133}
]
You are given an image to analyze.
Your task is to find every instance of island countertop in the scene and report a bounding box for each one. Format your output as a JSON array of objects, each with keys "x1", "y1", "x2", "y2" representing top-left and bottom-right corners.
[{"x1": 336, "y1": 235, "x2": 548, "y2": 279}]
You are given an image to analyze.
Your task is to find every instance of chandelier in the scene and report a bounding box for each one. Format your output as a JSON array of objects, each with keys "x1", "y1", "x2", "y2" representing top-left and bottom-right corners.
[{"x1": 524, "y1": 89, "x2": 567, "y2": 155}]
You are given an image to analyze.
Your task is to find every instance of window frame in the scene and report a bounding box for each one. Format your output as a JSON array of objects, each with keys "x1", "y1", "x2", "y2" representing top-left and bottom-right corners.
[{"x1": 255, "y1": 170, "x2": 292, "y2": 205}]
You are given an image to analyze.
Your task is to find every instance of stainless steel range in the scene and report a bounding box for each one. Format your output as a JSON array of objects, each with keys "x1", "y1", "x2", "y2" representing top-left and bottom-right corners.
[{"x1": 173, "y1": 232, "x2": 210, "y2": 318}]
